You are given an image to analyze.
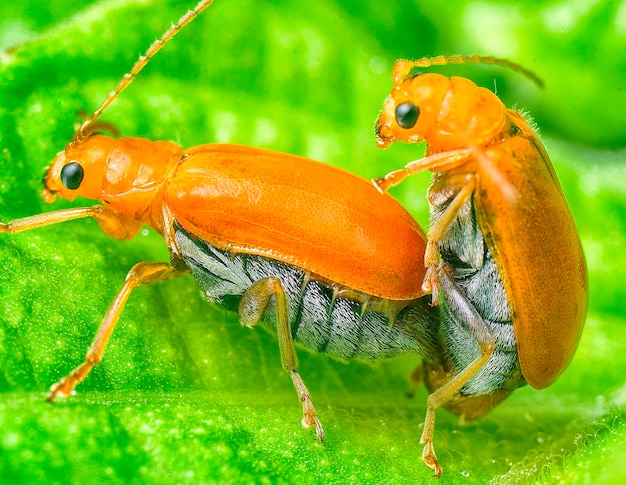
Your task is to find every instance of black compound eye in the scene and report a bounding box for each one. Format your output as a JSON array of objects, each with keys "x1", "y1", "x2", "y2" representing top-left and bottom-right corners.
[
  {"x1": 60, "y1": 162, "x2": 84, "y2": 190},
  {"x1": 395, "y1": 102, "x2": 420, "y2": 129}
]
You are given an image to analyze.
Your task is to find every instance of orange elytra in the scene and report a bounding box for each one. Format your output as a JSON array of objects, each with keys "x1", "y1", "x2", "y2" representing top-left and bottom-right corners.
[{"x1": 374, "y1": 55, "x2": 588, "y2": 476}]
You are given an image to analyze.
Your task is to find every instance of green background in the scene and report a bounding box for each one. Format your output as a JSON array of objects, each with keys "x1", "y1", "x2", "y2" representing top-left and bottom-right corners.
[{"x1": 1, "y1": 0, "x2": 624, "y2": 483}]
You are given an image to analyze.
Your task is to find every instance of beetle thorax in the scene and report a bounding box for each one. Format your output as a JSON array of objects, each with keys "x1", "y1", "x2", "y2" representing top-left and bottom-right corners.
[
  {"x1": 428, "y1": 76, "x2": 507, "y2": 152},
  {"x1": 43, "y1": 135, "x2": 184, "y2": 222}
]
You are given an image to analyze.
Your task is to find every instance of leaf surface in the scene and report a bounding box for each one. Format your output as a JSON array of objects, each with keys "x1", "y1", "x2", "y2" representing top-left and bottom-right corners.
[{"x1": 1, "y1": 1, "x2": 624, "y2": 483}]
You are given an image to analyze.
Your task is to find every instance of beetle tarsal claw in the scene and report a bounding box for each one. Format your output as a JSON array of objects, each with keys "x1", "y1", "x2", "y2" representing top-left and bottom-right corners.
[
  {"x1": 302, "y1": 415, "x2": 325, "y2": 441},
  {"x1": 371, "y1": 177, "x2": 386, "y2": 194},
  {"x1": 46, "y1": 379, "x2": 75, "y2": 402},
  {"x1": 422, "y1": 441, "x2": 443, "y2": 477},
  {"x1": 299, "y1": 397, "x2": 325, "y2": 440}
]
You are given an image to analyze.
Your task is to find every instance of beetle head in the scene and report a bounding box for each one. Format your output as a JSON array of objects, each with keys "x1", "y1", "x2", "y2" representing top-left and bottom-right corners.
[
  {"x1": 43, "y1": 135, "x2": 183, "y2": 221},
  {"x1": 43, "y1": 135, "x2": 118, "y2": 203},
  {"x1": 376, "y1": 65, "x2": 507, "y2": 152},
  {"x1": 376, "y1": 72, "x2": 449, "y2": 148}
]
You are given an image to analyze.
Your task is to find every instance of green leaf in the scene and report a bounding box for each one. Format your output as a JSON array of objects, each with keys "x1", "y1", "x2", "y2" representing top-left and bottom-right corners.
[{"x1": 1, "y1": 0, "x2": 624, "y2": 483}]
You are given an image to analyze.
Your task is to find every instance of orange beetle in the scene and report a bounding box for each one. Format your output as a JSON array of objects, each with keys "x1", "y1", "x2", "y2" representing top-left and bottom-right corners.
[
  {"x1": 374, "y1": 56, "x2": 588, "y2": 476},
  {"x1": 0, "y1": 0, "x2": 438, "y2": 443}
]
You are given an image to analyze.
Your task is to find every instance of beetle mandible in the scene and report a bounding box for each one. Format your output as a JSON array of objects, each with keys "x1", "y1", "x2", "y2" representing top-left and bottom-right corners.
[
  {"x1": 374, "y1": 55, "x2": 588, "y2": 476},
  {"x1": 0, "y1": 0, "x2": 441, "y2": 445}
]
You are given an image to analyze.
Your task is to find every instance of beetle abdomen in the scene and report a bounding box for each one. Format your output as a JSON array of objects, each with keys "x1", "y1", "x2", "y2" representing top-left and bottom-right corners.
[
  {"x1": 432, "y1": 191, "x2": 524, "y2": 396},
  {"x1": 175, "y1": 224, "x2": 439, "y2": 361}
]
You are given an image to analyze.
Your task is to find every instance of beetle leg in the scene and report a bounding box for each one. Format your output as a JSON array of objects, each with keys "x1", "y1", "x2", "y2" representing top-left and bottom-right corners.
[
  {"x1": 371, "y1": 151, "x2": 476, "y2": 305},
  {"x1": 160, "y1": 205, "x2": 187, "y2": 270},
  {"x1": 406, "y1": 362, "x2": 424, "y2": 398},
  {"x1": 239, "y1": 276, "x2": 324, "y2": 440},
  {"x1": 47, "y1": 261, "x2": 187, "y2": 402},
  {"x1": 423, "y1": 174, "x2": 476, "y2": 303},
  {"x1": 372, "y1": 148, "x2": 472, "y2": 193},
  {"x1": 91, "y1": 205, "x2": 143, "y2": 240},
  {"x1": 420, "y1": 264, "x2": 495, "y2": 477},
  {"x1": 1, "y1": 205, "x2": 141, "y2": 240}
]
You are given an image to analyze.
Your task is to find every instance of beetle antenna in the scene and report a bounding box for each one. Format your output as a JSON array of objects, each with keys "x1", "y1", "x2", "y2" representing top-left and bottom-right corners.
[
  {"x1": 69, "y1": 0, "x2": 214, "y2": 150},
  {"x1": 400, "y1": 55, "x2": 544, "y2": 89}
]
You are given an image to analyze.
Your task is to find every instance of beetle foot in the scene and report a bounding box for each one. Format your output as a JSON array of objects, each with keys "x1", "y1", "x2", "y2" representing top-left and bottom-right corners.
[
  {"x1": 300, "y1": 397, "x2": 325, "y2": 441},
  {"x1": 302, "y1": 413, "x2": 325, "y2": 441},
  {"x1": 47, "y1": 377, "x2": 77, "y2": 402},
  {"x1": 291, "y1": 370, "x2": 325, "y2": 440},
  {"x1": 46, "y1": 358, "x2": 96, "y2": 402},
  {"x1": 422, "y1": 441, "x2": 443, "y2": 477},
  {"x1": 371, "y1": 168, "x2": 407, "y2": 193},
  {"x1": 422, "y1": 268, "x2": 440, "y2": 306}
]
